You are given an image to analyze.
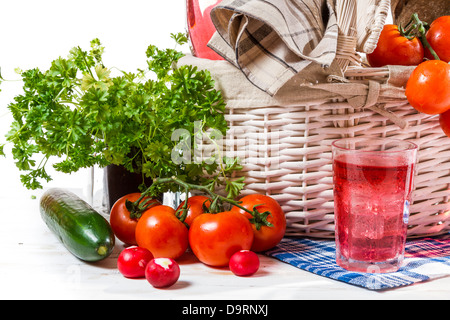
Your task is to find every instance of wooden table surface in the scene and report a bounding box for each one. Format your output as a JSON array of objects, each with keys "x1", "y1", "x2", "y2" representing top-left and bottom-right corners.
[{"x1": 2, "y1": 176, "x2": 450, "y2": 301}]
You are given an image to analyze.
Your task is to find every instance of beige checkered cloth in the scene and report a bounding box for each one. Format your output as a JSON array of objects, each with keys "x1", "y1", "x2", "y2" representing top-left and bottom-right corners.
[{"x1": 208, "y1": 0, "x2": 342, "y2": 96}]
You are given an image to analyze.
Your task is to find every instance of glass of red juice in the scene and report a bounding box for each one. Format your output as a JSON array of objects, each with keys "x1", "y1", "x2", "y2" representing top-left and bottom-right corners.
[{"x1": 332, "y1": 137, "x2": 417, "y2": 273}]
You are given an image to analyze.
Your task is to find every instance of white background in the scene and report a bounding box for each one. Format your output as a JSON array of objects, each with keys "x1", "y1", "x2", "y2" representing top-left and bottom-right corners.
[{"x1": 0, "y1": 0, "x2": 189, "y2": 204}]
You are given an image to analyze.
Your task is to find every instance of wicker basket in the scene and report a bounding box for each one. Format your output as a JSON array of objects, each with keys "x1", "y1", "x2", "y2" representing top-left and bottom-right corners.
[
  {"x1": 180, "y1": 0, "x2": 450, "y2": 239},
  {"x1": 225, "y1": 70, "x2": 450, "y2": 239}
]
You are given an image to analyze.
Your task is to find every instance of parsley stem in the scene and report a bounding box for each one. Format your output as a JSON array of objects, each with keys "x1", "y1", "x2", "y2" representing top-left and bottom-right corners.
[
  {"x1": 78, "y1": 46, "x2": 96, "y2": 79},
  {"x1": 59, "y1": 100, "x2": 80, "y2": 107},
  {"x1": 7, "y1": 123, "x2": 27, "y2": 141},
  {"x1": 36, "y1": 155, "x2": 49, "y2": 170},
  {"x1": 53, "y1": 87, "x2": 66, "y2": 102},
  {"x1": 204, "y1": 129, "x2": 227, "y2": 179}
]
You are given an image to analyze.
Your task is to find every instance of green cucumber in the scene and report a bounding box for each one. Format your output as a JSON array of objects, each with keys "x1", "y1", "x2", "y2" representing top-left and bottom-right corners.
[{"x1": 40, "y1": 188, "x2": 115, "y2": 262}]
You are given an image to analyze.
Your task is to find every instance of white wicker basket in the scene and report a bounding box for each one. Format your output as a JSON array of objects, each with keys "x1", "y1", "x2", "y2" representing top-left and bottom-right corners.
[
  {"x1": 222, "y1": 69, "x2": 450, "y2": 239},
  {"x1": 230, "y1": 80, "x2": 450, "y2": 239},
  {"x1": 180, "y1": 0, "x2": 450, "y2": 239}
]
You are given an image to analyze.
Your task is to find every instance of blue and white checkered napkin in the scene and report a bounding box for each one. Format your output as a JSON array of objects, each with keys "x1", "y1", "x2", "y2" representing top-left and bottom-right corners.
[{"x1": 264, "y1": 237, "x2": 450, "y2": 290}]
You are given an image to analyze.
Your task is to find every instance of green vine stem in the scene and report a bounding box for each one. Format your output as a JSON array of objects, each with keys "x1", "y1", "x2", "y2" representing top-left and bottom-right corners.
[
  {"x1": 125, "y1": 195, "x2": 160, "y2": 220},
  {"x1": 399, "y1": 13, "x2": 440, "y2": 60},
  {"x1": 129, "y1": 176, "x2": 274, "y2": 230}
]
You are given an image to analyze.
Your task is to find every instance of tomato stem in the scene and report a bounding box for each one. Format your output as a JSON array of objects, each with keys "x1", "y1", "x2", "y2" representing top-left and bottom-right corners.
[
  {"x1": 401, "y1": 13, "x2": 440, "y2": 60},
  {"x1": 399, "y1": 20, "x2": 417, "y2": 40},
  {"x1": 248, "y1": 204, "x2": 274, "y2": 230},
  {"x1": 152, "y1": 176, "x2": 245, "y2": 212},
  {"x1": 125, "y1": 195, "x2": 157, "y2": 220},
  {"x1": 174, "y1": 184, "x2": 190, "y2": 226},
  {"x1": 413, "y1": 13, "x2": 441, "y2": 60},
  {"x1": 137, "y1": 176, "x2": 273, "y2": 228}
]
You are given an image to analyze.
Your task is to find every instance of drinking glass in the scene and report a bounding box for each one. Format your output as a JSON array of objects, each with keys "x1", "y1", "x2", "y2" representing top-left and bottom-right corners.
[{"x1": 332, "y1": 137, "x2": 417, "y2": 273}]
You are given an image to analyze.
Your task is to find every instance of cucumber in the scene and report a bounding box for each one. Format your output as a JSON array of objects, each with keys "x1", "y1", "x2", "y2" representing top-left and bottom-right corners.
[{"x1": 40, "y1": 188, "x2": 115, "y2": 262}]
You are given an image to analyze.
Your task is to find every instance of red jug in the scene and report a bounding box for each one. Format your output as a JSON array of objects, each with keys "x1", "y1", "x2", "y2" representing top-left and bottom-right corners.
[{"x1": 187, "y1": 0, "x2": 224, "y2": 60}]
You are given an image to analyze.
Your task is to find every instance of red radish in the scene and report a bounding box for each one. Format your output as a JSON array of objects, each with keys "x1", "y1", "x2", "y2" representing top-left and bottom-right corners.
[
  {"x1": 229, "y1": 250, "x2": 260, "y2": 276},
  {"x1": 117, "y1": 246, "x2": 154, "y2": 278},
  {"x1": 145, "y1": 258, "x2": 180, "y2": 288}
]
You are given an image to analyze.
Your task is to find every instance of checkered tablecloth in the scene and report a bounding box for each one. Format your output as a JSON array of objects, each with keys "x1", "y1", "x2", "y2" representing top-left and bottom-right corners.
[{"x1": 264, "y1": 236, "x2": 450, "y2": 290}]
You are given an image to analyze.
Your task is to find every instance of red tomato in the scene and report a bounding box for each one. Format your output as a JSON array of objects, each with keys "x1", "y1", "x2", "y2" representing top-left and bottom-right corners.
[
  {"x1": 230, "y1": 194, "x2": 286, "y2": 252},
  {"x1": 367, "y1": 24, "x2": 424, "y2": 67},
  {"x1": 176, "y1": 195, "x2": 211, "y2": 227},
  {"x1": 135, "y1": 205, "x2": 189, "y2": 260},
  {"x1": 425, "y1": 16, "x2": 450, "y2": 62},
  {"x1": 188, "y1": 211, "x2": 254, "y2": 267},
  {"x1": 405, "y1": 60, "x2": 450, "y2": 115},
  {"x1": 439, "y1": 109, "x2": 450, "y2": 138},
  {"x1": 229, "y1": 250, "x2": 260, "y2": 276},
  {"x1": 117, "y1": 246, "x2": 154, "y2": 278},
  {"x1": 145, "y1": 258, "x2": 180, "y2": 288},
  {"x1": 109, "y1": 193, "x2": 160, "y2": 245}
]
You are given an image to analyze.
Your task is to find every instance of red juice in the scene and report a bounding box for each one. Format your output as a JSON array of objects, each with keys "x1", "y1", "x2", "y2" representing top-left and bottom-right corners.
[{"x1": 333, "y1": 157, "x2": 415, "y2": 273}]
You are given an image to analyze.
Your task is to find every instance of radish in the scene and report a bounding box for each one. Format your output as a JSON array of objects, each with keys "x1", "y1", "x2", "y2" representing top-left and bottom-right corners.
[
  {"x1": 117, "y1": 246, "x2": 154, "y2": 278},
  {"x1": 229, "y1": 250, "x2": 260, "y2": 276},
  {"x1": 145, "y1": 258, "x2": 180, "y2": 288}
]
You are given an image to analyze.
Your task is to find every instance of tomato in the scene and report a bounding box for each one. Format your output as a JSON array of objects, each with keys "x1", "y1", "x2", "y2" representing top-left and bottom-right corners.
[
  {"x1": 109, "y1": 193, "x2": 160, "y2": 245},
  {"x1": 117, "y1": 246, "x2": 154, "y2": 278},
  {"x1": 229, "y1": 250, "x2": 260, "y2": 277},
  {"x1": 188, "y1": 211, "x2": 254, "y2": 267},
  {"x1": 425, "y1": 16, "x2": 450, "y2": 62},
  {"x1": 439, "y1": 109, "x2": 450, "y2": 138},
  {"x1": 405, "y1": 60, "x2": 450, "y2": 115},
  {"x1": 176, "y1": 195, "x2": 211, "y2": 227},
  {"x1": 135, "y1": 205, "x2": 189, "y2": 260},
  {"x1": 230, "y1": 194, "x2": 286, "y2": 252},
  {"x1": 145, "y1": 258, "x2": 180, "y2": 288},
  {"x1": 367, "y1": 24, "x2": 424, "y2": 67}
]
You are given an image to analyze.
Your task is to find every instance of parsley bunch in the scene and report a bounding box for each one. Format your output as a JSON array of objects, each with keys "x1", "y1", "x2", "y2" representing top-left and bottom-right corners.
[{"x1": 1, "y1": 33, "x2": 244, "y2": 198}]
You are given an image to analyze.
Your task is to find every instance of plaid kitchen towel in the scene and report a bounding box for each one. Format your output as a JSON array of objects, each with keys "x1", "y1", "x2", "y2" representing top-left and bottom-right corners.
[
  {"x1": 209, "y1": 0, "x2": 342, "y2": 96},
  {"x1": 264, "y1": 237, "x2": 450, "y2": 290}
]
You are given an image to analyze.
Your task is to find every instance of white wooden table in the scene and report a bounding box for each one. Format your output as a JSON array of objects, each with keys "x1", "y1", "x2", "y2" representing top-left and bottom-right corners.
[{"x1": 2, "y1": 173, "x2": 450, "y2": 301}]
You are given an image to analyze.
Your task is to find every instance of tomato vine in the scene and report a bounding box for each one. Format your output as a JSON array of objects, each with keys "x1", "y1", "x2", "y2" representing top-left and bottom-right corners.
[
  {"x1": 130, "y1": 176, "x2": 274, "y2": 230},
  {"x1": 399, "y1": 13, "x2": 440, "y2": 60}
]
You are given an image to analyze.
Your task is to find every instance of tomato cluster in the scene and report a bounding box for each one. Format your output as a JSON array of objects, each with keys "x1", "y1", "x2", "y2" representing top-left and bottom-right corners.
[
  {"x1": 367, "y1": 15, "x2": 450, "y2": 67},
  {"x1": 367, "y1": 15, "x2": 450, "y2": 136},
  {"x1": 111, "y1": 191, "x2": 286, "y2": 286},
  {"x1": 405, "y1": 15, "x2": 450, "y2": 136}
]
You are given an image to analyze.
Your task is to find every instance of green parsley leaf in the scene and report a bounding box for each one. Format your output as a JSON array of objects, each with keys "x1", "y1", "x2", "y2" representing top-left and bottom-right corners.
[{"x1": 0, "y1": 35, "x2": 243, "y2": 198}]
